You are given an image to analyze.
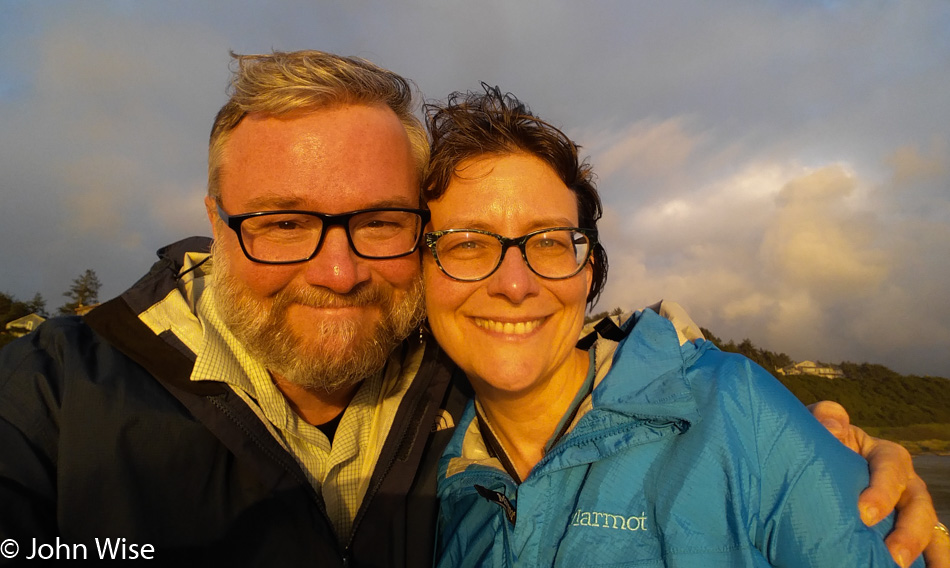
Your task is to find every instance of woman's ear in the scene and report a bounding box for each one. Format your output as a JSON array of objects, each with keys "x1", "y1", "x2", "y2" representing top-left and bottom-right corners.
[{"x1": 585, "y1": 257, "x2": 594, "y2": 297}]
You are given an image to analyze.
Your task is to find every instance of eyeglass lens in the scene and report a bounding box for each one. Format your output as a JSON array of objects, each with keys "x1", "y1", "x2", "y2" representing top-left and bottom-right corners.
[
  {"x1": 240, "y1": 210, "x2": 423, "y2": 262},
  {"x1": 434, "y1": 229, "x2": 590, "y2": 280}
]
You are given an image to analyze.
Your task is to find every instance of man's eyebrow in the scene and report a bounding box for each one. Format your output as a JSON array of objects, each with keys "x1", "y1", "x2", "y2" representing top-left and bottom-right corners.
[
  {"x1": 243, "y1": 194, "x2": 306, "y2": 210},
  {"x1": 242, "y1": 195, "x2": 420, "y2": 211},
  {"x1": 365, "y1": 198, "x2": 422, "y2": 209}
]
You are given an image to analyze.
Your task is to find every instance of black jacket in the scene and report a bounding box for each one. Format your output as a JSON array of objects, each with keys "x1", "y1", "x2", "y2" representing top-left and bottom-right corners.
[{"x1": 0, "y1": 237, "x2": 469, "y2": 567}]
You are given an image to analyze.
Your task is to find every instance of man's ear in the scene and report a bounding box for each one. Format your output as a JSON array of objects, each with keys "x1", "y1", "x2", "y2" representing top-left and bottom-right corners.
[{"x1": 204, "y1": 196, "x2": 219, "y2": 237}]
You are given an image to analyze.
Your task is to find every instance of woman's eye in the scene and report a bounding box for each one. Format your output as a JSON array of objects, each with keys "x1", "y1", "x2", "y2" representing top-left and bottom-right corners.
[
  {"x1": 440, "y1": 236, "x2": 493, "y2": 258},
  {"x1": 532, "y1": 237, "x2": 569, "y2": 252},
  {"x1": 446, "y1": 240, "x2": 482, "y2": 253}
]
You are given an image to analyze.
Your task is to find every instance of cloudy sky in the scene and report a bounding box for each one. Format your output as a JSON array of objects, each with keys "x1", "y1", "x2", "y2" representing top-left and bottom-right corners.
[{"x1": 2, "y1": 1, "x2": 948, "y2": 377}]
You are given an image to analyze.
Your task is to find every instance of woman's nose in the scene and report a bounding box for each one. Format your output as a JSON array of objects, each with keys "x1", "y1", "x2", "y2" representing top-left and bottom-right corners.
[{"x1": 485, "y1": 247, "x2": 540, "y2": 303}]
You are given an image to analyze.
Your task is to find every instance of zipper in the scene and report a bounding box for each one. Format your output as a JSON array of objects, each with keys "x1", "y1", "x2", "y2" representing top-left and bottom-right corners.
[
  {"x1": 210, "y1": 393, "x2": 344, "y2": 557},
  {"x1": 342, "y1": 343, "x2": 439, "y2": 555},
  {"x1": 474, "y1": 484, "x2": 517, "y2": 525}
]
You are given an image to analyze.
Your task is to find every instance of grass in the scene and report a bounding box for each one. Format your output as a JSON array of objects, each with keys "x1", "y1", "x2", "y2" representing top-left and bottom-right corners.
[{"x1": 862, "y1": 423, "x2": 950, "y2": 455}]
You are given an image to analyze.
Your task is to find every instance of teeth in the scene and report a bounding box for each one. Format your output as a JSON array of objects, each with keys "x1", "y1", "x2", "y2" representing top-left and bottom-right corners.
[{"x1": 473, "y1": 317, "x2": 543, "y2": 335}]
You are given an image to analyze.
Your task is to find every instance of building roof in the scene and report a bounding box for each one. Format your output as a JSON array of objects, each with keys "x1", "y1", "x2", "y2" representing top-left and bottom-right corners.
[{"x1": 4, "y1": 313, "x2": 46, "y2": 334}]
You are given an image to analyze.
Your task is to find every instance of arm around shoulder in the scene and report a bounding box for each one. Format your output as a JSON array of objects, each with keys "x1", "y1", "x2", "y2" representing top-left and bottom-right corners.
[{"x1": 714, "y1": 353, "x2": 924, "y2": 566}]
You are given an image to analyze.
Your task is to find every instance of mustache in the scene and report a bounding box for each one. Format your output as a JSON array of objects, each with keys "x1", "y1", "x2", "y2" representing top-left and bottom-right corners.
[{"x1": 275, "y1": 283, "x2": 389, "y2": 310}]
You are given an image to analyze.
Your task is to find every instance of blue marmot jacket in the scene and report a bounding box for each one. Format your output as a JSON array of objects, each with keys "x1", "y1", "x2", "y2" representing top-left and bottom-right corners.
[{"x1": 435, "y1": 309, "x2": 916, "y2": 567}]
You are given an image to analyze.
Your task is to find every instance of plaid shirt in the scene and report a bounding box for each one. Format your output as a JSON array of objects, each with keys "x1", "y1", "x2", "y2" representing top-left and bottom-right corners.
[{"x1": 148, "y1": 263, "x2": 421, "y2": 542}]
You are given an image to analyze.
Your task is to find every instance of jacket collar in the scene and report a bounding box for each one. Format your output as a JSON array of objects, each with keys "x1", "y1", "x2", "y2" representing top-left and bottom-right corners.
[
  {"x1": 442, "y1": 306, "x2": 713, "y2": 481},
  {"x1": 84, "y1": 237, "x2": 222, "y2": 396},
  {"x1": 587, "y1": 308, "x2": 708, "y2": 424}
]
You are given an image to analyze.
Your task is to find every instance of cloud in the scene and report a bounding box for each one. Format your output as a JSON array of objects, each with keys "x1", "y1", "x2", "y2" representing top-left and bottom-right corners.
[
  {"x1": 587, "y1": 118, "x2": 703, "y2": 183},
  {"x1": 2, "y1": 1, "x2": 948, "y2": 376},
  {"x1": 0, "y1": 8, "x2": 224, "y2": 302},
  {"x1": 887, "y1": 142, "x2": 948, "y2": 186},
  {"x1": 146, "y1": 180, "x2": 212, "y2": 239},
  {"x1": 595, "y1": 147, "x2": 950, "y2": 376},
  {"x1": 761, "y1": 165, "x2": 890, "y2": 299}
]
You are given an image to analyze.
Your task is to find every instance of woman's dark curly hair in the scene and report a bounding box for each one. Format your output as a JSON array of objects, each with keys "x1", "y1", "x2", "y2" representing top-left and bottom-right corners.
[{"x1": 423, "y1": 84, "x2": 608, "y2": 307}]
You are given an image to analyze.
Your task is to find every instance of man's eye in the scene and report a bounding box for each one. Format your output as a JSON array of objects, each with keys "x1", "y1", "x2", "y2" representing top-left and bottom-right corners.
[
  {"x1": 245, "y1": 215, "x2": 314, "y2": 236},
  {"x1": 363, "y1": 219, "x2": 402, "y2": 230},
  {"x1": 274, "y1": 220, "x2": 303, "y2": 230}
]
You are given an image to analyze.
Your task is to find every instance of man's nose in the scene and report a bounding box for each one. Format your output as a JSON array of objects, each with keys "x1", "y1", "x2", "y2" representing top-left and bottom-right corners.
[
  {"x1": 302, "y1": 226, "x2": 371, "y2": 293},
  {"x1": 485, "y1": 247, "x2": 540, "y2": 304}
]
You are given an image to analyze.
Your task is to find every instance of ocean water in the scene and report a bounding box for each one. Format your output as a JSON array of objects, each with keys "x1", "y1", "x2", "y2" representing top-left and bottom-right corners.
[{"x1": 913, "y1": 454, "x2": 950, "y2": 521}]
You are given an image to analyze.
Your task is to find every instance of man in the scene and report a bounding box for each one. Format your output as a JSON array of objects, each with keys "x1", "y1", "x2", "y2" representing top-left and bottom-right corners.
[{"x1": 0, "y1": 50, "x2": 944, "y2": 567}]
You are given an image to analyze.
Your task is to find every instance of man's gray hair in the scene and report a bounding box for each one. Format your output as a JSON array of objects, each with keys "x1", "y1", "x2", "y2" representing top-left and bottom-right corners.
[{"x1": 208, "y1": 50, "x2": 428, "y2": 200}]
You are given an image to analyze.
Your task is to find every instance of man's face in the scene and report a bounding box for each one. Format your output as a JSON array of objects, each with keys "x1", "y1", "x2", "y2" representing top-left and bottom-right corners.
[{"x1": 206, "y1": 104, "x2": 425, "y2": 392}]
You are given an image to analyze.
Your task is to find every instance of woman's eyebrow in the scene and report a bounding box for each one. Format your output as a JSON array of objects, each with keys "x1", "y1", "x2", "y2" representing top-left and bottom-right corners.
[{"x1": 432, "y1": 217, "x2": 578, "y2": 232}]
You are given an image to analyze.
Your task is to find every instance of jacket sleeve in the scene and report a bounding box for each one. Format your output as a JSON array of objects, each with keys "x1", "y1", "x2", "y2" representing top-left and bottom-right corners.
[
  {"x1": 729, "y1": 354, "x2": 921, "y2": 567},
  {"x1": 0, "y1": 323, "x2": 66, "y2": 542}
]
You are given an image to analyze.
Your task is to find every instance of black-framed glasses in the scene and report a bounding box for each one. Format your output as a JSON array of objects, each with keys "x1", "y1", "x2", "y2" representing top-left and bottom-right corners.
[
  {"x1": 217, "y1": 204, "x2": 430, "y2": 264},
  {"x1": 425, "y1": 227, "x2": 596, "y2": 281}
]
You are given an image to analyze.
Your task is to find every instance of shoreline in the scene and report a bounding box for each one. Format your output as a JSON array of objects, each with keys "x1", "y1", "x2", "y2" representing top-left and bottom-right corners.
[{"x1": 911, "y1": 454, "x2": 950, "y2": 521}]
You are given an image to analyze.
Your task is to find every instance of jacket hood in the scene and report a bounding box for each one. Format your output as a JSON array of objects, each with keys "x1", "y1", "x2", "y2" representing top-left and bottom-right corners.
[
  {"x1": 588, "y1": 308, "x2": 709, "y2": 421},
  {"x1": 84, "y1": 236, "x2": 220, "y2": 396},
  {"x1": 122, "y1": 236, "x2": 212, "y2": 317},
  {"x1": 535, "y1": 308, "x2": 711, "y2": 474}
]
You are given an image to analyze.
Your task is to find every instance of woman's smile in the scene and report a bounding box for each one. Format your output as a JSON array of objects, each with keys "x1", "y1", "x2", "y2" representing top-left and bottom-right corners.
[{"x1": 470, "y1": 316, "x2": 547, "y2": 336}]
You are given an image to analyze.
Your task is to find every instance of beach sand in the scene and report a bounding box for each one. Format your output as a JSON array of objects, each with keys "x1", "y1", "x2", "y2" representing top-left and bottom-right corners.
[{"x1": 913, "y1": 454, "x2": 950, "y2": 521}]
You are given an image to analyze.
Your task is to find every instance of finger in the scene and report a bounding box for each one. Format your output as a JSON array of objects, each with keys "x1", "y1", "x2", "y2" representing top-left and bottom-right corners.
[
  {"x1": 808, "y1": 401, "x2": 856, "y2": 450},
  {"x1": 923, "y1": 522, "x2": 950, "y2": 568},
  {"x1": 859, "y1": 440, "x2": 912, "y2": 525},
  {"x1": 883, "y1": 475, "x2": 937, "y2": 567},
  {"x1": 807, "y1": 400, "x2": 850, "y2": 426}
]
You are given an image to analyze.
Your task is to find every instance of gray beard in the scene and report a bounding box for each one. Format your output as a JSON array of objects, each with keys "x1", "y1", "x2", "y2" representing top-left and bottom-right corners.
[{"x1": 211, "y1": 241, "x2": 425, "y2": 393}]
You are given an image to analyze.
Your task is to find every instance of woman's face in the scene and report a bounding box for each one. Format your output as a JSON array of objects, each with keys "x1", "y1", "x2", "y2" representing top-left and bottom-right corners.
[{"x1": 424, "y1": 153, "x2": 593, "y2": 397}]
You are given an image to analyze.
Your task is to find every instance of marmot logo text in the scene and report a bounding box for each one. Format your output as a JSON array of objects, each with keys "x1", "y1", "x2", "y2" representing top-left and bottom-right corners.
[{"x1": 570, "y1": 508, "x2": 648, "y2": 531}]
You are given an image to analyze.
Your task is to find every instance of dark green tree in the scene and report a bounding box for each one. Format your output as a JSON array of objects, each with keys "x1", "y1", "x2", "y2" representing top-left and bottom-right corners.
[
  {"x1": 26, "y1": 293, "x2": 48, "y2": 318},
  {"x1": 0, "y1": 292, "x2": 14, "y2": 324},
  {"x1": 0, "y1": 291, "x2": 43, "y2": 327},
  {"x1": 58, "y1": 269, "x2": 102, "y2": 315}
]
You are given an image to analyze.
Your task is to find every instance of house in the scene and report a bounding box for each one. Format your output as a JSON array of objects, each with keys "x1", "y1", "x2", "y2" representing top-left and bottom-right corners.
[
  {"x1": 74, "y1": 303, "x2": 99, "y2": 316},
  {"x1": 4, "y1": 313, "x2": 46, "y2": 338},
  {"x1": 776, "y1": 360, "x2": 845, "y2": 379}
]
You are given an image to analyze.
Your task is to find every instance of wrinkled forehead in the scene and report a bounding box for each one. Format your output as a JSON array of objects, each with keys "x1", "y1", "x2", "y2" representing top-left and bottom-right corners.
[
  {"x1": 219, "y1": 106, "x2": 420, "y2": 212},
  {"x1": 428, "y1": 153, "x2": 580, "y2": 232}
]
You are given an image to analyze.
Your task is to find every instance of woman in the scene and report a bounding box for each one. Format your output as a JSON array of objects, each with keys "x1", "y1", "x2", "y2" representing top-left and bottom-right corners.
[{"x1": 421, "y1": 86, "x2": 922, "y2": 567}]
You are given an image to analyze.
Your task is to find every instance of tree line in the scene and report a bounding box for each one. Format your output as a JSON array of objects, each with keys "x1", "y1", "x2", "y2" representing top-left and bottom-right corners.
[
  {"x1": 585, "y1": 307, "x2": 950, "y2": 431},
  {"x1": 0, "y1": 269, "x2": 102, "y2": 348},
  {"x1": 699, "y1": 327, "x2": 950, "y2": 428},
  {"x1": 7, "y1": 289, "x2": 950, "y2": 429}
]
